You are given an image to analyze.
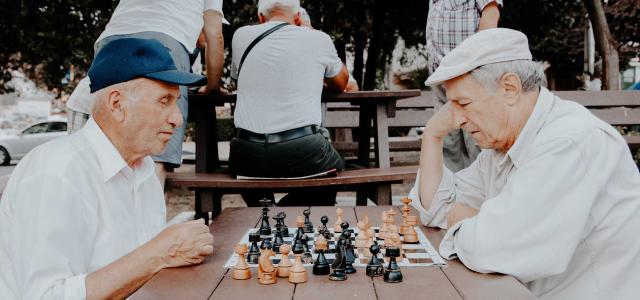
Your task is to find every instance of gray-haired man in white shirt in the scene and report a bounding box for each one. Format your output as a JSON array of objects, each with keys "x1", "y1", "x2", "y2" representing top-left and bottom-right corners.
[
  {"x1": 410, "y1": 28, "x2": 640, "y2": 299},
  {"x1": 0, "y1": 39, "x2": 214, "y2": 299}
]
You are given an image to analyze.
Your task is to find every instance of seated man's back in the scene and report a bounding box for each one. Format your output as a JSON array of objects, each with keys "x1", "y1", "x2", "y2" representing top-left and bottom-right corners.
[{"x1": 231, "y1": 22, "x2": 343, "y2": 134}]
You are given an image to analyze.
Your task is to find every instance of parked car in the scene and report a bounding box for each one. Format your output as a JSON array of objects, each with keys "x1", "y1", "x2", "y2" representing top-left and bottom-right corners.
[{"x1": 0, "y1": 118, "x2": 68, "y2": 165}]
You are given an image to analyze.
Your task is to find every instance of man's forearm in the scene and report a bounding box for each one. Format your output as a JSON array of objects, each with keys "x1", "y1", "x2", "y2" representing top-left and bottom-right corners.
[
  {"x1": 418, "y1": 131, "x2": 445, "y2": 212},
  {"x1": 203, "y1": 10, "x2": 224, "y2": 92},
  {"x1": 478, "y1": 2, "x2": 500, "y2": 31},
  {"x1": 86, "y1": 241, "x2": 164, "y2": 299}
]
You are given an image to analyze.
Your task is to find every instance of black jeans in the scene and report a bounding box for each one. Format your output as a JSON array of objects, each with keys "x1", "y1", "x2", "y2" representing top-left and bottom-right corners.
[{"x1": 229, "y1": 131, "x2": 345, "y2": 206}]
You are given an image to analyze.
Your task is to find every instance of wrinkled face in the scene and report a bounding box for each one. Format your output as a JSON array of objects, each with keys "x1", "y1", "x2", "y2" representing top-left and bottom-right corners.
[
  {"x1": 121, "y1": 79, "x2": 182, "y2": 157},
  {"x1": 444, "y1": 74, "x2": 511, "y2": 151}
]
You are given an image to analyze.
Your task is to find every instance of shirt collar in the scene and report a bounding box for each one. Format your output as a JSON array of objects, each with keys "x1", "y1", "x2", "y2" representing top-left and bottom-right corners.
[
  {"x1": 80, "y1": 118, "x2": 154, "y2": 184},
  {"x1": 497, "y1": 87, "x2": 555, "y2": 170}
]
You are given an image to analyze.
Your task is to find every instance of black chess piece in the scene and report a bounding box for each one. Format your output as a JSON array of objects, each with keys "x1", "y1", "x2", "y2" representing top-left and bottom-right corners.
[
  {"x1": 343, "y1": 231, "x2": 357, "y2": 274},
  {"x1": 383, "y1": 246, "x2": 403, "y2": 283},
  {"x1": 247, "y1": 232, "x2": 261, "y2": 264},
  {"x1": 313, "y1": 246, "x2": 330, "y2": 275},
  {"x1": 273, "y1": 225, "x2": 284, "y2": 254},
  {"x1": 259, "y1": 199, "x2": 272, "y2": 236},
  {"x1": 366, "y1": 244, "x2": 384, "y2": 277},
  {"x1": 272, "y1": 214, "x2": 286, "y2": 237},
  {"x1": 292, "y1": 232, "x2": 305, "y2": 254},
  {"x1": 260, "y1": 237, "x2": 273, "y2": 251},
  {"x1": 340, "y1": 221, "x2": 350, "y2": 236},
  {"x1": 277, "y1": 212, "x2": 289, "y2": 236},
  {"x1": 329, "y1": 239, "x2": 347, "y2": 281},
  {"x1": 320, "y1": 215, "x2": 331, "y2": 240},
  {"x1": 303, "y1": 208, "x2": 314, "y2": 233},
  {"x1": 300, "y1": 234, "x2": 314, "y2": 264}
]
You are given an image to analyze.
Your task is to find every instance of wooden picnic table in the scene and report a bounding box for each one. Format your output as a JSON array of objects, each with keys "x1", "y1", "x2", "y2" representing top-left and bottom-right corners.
[
  {"x1": 131, "y1": 206, "x2": 537, "y2": 299},
  {"x1": 187, "y1": 90, "x2": 421, "y2": 173}
]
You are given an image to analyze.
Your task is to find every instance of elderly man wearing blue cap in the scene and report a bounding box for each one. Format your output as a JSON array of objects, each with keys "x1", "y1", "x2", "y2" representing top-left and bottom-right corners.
[
  {"x1": 0, "y1": 39, "x2": 214, "y2": 299},
  {"x1": 409, "y1": 28, "x2": 640, "y2": 299}
]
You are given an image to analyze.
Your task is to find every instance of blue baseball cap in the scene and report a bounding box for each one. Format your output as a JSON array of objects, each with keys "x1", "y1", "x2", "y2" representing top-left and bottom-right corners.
[{"x1": 88, "y1": 38, "x2": 207, "y2": 93}]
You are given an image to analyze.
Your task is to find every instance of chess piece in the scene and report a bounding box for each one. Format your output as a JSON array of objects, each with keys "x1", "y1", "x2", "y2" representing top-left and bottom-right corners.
[
  {"x1": 379, "y1": 211, "x2": 389, "y2": 239},
  {"x1": 294, "y1": 215, "x2": 305, "y2": 243},
  {"x1": 232, "y1": 243, "x2": 251, "y2": 280},
  {"x1": 300, "y1": 234, "x2": 314, "y2": 264},
  {"x1": 334, "y1": 208, "x2": 344, "y2": 232},
  {"x1": 403, "y1": 215, "x2": 419, "y2": 244},
  {"x1": 363, "y1": 228, "x2": 375, "y2": 258},
  {"x1": 384, "y1": 212, "x2": 399, "y2": 242},
  {"x1": 355, "y1": 218, "x2": 369, "y2": 249},
  {"x1": 399, "y1": 198, "x2": 412, "y2": 235},
  {"x1": 342, "y1": 230, "x2": 357, "y2": 274},
  {"x1": 289, "y1": 240, "x2": 307, "y2": 283},
  {"x1": 329, "y1": 238, "x2": 347, "y2": 281},
  {"x1": 247, "y1": 232, "x2": 261, "y2": 264},
  {"x1": 319, "y1": 215, "x2": 331, "y2": 240},
  {"x1": 365, "y1": 244, "x2": 384, "y2": 277},
  {"x1": 276, "y1": 244, "x2": 292, "y2": 278},
  {"x1": 383, "y1": 246, "x2": 403, "y2": 283},
  {"x1": 259, "y1": 199, "x2": 272, "y2": 236},
  {"x1": 274, "y1": 212, "x2": 289, "y2": 237},
  {"x1": 260, "y1": 236, "x2": 273, "y2": 250},
  {"x1": 313, "y1": 236, "x2": 330, "y2": 275},
  {"x1": 258, "y1": 243, "x2": 277, "y2": 284},
  {"x1": 273, "y1": 223, "x2": 285, "y2": 253},
  {"x1": 385, "y1": 226, "x2": 402, "y2": 253},
  {"x1": 303, "y1": 208, "x2": 314, "y2": 233}
]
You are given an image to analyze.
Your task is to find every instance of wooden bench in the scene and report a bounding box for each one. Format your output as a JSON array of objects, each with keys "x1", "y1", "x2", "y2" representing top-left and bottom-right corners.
[{"x1": 326, "y1": 90, "x2": 640, "y2": 153}]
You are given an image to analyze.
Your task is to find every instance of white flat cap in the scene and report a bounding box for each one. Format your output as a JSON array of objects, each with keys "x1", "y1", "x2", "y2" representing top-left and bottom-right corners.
[{"x1": 424, "y1": 28, "x2": 532, "y2": 86}]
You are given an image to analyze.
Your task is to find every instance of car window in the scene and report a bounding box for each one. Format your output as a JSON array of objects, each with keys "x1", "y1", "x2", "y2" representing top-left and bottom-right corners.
[
  {"x1": 22, "y1": 123, "x2": 49, "y2": 135},
  {"x1": 48, "y1": 122, "x2": 67, "y2": 132}
]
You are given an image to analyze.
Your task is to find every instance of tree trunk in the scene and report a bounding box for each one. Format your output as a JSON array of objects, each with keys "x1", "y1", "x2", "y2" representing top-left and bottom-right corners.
[
  {"x1": 352, "y1": 6, "x2": 367, "y2": 88},
  {"x1": 363, "y1": 0, "x2": 386, "y2": 90},
  {"x1": 584, "y1": 0, "x2": 620, "y2": 90}
]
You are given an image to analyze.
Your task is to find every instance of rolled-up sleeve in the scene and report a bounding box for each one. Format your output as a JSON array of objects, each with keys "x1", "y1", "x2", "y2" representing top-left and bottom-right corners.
[
  {"x1": 204, "y1": 0, "x2": 224, "y2": 15},
  {"x1": 439, "y1": 133, "x2": 615, "y2": 283},
  {"x1": 9, "y1": 173, "x2": 96, "y2": 299},
  {"x1": 476, "y1": 0, "x2": 503, "y2": 10},
  {"x1": 409, "y1": 152, "x2": 487, "y2": 229}
]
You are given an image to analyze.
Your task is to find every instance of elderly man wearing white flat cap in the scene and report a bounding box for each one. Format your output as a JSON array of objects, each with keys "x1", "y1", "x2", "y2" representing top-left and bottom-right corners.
[{"x1": 409, "y1": 28, "x2": 640, "y2": 299}]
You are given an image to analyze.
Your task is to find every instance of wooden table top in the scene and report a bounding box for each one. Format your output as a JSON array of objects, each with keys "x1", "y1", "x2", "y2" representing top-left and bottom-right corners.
[{"x1": 131, "y1": 206, "x2": 537, "y2": 300}]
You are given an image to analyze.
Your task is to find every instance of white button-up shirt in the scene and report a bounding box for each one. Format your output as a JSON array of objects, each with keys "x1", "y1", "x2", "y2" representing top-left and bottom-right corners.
[
  {"x1": 0, "y1": 118, "x2": 166, "y2": 299},
  {"x1": 409, "y1": 88, "x2": 640, "y2": 299}
]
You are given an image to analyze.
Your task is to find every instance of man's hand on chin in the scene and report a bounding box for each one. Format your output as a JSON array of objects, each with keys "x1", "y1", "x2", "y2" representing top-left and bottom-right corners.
[{"x1": 447, "y1": 202, "x2": 479, "y2": 229}]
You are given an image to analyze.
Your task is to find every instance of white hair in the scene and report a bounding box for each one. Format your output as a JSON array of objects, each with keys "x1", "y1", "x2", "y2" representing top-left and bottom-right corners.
[
  {"x1": 470, "y1": 60, "x2": 547, "y2": 93},
  {"x1": 299, "y1": 7, "x2": 311, "y2": 25},
  {"x1": 91, "y1": 80, "x2": 142, "y2": 114},
  {"x1": 258, "y1": 0, "x2": 300, "y2": 17}
]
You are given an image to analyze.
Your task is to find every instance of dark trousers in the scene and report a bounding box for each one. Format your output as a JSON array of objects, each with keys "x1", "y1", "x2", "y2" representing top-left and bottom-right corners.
[{"x1": 229, "y1": 131, "x2": 345, "y2": 206}]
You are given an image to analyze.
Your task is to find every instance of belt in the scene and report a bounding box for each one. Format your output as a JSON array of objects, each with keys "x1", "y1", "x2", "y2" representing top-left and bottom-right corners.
[{"x1": 237, "y1": 125, "x2": 319, "y2": 144}]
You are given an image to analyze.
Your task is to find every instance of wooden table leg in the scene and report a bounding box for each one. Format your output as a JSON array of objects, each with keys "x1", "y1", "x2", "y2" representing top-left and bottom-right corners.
[
  {"x1": 356, "y1": 104, "x2": 374, "y2": 204},
  {"x1": 195, "y1": 101, "x2": 219, "y2": 173},
  {"x1": 195, "y1": 190, "x2": 222, "y2": 225},
  {"x1": 373, "y1": 102, "x2": 391, "y2": 168}
]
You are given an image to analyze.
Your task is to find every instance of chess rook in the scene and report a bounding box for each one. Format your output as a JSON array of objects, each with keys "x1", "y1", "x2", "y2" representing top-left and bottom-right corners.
[{"x1": 383, "y1": 247, "x2": 403, "y2": 283}]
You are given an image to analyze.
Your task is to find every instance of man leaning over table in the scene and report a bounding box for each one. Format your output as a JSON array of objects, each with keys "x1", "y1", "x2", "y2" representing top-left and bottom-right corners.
[
  {"x1": 0, "y1": 39, "x2": 214, "y2": 299},
  {"x1": 408, "y1": 28, "x2": 640, "y2": 299}
]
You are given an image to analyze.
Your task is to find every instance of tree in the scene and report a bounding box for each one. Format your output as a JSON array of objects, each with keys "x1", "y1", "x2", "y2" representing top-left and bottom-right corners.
[{"x1": 585, "y1": 0, "x2": 620, "y2": 90}]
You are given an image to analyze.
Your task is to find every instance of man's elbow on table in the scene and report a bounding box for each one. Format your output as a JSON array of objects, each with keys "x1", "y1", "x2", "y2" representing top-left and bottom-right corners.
[{"x1": 324, "y1": 65, "x2": 349, "y2": 92}]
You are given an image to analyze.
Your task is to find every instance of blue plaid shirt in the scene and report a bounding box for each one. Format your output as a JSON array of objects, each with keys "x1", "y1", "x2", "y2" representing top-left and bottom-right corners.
[{"x1": 425, "y1": 0, "x2": 503, "y2": 73}]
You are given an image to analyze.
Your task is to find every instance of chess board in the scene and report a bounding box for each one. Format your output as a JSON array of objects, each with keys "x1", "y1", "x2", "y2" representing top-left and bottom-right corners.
[{"x1": 223, "y1": 227, "x2": 447, "y2": 268}]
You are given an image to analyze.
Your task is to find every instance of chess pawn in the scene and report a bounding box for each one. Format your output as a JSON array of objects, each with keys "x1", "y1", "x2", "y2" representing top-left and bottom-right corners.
[
  {"x1": 258, "y1": 245, "x2": 277, "y2": 285},
  {"x1": 334, "y1": 208, "x2": 344, "y2": 232},
  {"x1": 232, "y1": 243, "x2": 251, "y2": 280},
  {"x1": 363, "y1": 227, "x2": 376, "y2": 257},
  {"x1": 276, "y1": 244, "x2": 292, "y2": 278},
  {"x1": 247, "y1": 232, "x2": 261, "y2": 264},
  {"x1": 300, "y1": 234, "x2": 314, "y2": 264},
  {"x1": 386, "y1": 227, "x2": 403, "y2": 254},
  {"x1": 383, "y1": 246, "x2": 403, "y2": 283},
  {"x1": 319, "y1": 215, "x2": 331, "y2": 240},
  {"x1": 313, "y1": 236, "x2": 330, "y2": 275},
  {"x1": 294, "y1": 215, "x2": 305, "y2": 242},
  {"x1": 403, "y1": 215, "x2": 419, "y2": 244},
  {"x1": 366, "y1": 244, "x2": 384, "y2": 277},
  {"x1": 289, "y1": 243, "x2": 307, "y2": 283}
]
